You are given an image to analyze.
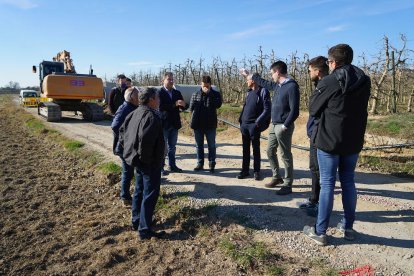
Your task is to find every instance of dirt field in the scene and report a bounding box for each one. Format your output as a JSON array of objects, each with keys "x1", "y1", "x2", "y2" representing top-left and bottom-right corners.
[{"x1": 1, "y1": 95, "x2": 414, "y2": 275}]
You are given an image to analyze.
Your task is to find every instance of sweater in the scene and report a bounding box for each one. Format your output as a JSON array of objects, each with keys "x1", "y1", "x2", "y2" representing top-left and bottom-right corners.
[{"x1": 252, "y1": 74, "x2": 300, "y2": 127}]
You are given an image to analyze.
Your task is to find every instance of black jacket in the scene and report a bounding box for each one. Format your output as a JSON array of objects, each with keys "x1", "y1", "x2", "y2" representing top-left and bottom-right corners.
[
  {"x1": 108, "y1": 86, "x2": 127, "y2": 115},
  {"x1": 119, "y1": 105, "x2": 165, "y2": 168},
  {"x1": 158, "y1": 87, "x2": 184, "y2": 129},
  {"x1": 309, "y1": 64, "x2": 371, "y2": 155},
  {"x1": 189, "y1": 88, "x2": 222, "y2": 130}
]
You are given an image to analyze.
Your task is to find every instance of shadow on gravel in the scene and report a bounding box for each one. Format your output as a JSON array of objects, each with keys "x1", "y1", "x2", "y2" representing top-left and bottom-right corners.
[
  {"x1": 163, "y1": 178, "x2": 414, "y2": 248},
  {"x1": 329, "y1": 231, "x2": 414, "y2": 249}
]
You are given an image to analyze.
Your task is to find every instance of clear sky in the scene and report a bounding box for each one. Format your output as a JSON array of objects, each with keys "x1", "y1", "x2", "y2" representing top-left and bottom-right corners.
[{"x1": 1, "y1": 0, "x2": 413, "y2": 87}]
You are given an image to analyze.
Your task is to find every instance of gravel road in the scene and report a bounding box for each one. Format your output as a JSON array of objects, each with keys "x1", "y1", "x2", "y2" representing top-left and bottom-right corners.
[{"x1": 27, "y1": 109, "x2": 414, "y2": 275}]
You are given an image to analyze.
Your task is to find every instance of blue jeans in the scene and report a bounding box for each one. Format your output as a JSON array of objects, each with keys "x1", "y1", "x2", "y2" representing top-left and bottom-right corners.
[
  {"x1": 163, "y1": 126, "x2": 179, "y2": 168},
  {"x1": 316, "y1": 149, "x2": 359, "y2": 235},
  {"x1": 131, "y1": 164, "x2": 161, "y2": 236},
  {"x1": 194, "y1": 128, "x2": 216, "y2": 166},
  {"x1": 120, "y1": 157, "x2": 134, "y2": 200}
]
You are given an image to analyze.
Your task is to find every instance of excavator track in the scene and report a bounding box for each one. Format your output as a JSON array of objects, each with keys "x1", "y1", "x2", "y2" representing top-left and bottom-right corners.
[
  {"x1": 38, "y1": 102, "x2": 62, "y2": 122},
  {"x1": 81, "y1": 102, "x2": 104, "y2": 121}
]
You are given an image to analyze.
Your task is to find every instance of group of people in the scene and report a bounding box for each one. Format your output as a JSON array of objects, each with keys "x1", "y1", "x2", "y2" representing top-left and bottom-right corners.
[{"x1": 109, "y1": 43, "x2": 371, "y2": 245}]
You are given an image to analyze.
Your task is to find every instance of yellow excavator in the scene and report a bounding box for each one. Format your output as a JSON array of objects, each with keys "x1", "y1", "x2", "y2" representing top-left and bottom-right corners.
[{"x1": 32, "y1": 50, "x2": 104, "y2": 121}]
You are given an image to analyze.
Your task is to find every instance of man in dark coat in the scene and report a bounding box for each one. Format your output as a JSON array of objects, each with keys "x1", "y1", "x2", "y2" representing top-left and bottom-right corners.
[
  {"x1": 158, "y1": 72, "x2": 186, "y2": 173},
  {"x1": 303, "y1": 44, "x2": 371, "y2": 246},
  {"x1": 297, "y1": 56, "x2": 329, "y2": 216},
  {"x1": 111, "y1": 87, "x2": 140, "y2": 206},
  {"x1": 120, "y1": 87, "x2": 166, "y2": 240},
  {"x1": 108, "y1": 74, "x2": 127, "y2": 115},
  {"x1": 189, "y1": 75, "x2": 222, "y2": 173},
  {"x1": 237, "y1": 74, "x2": 271, "y2": 180}
]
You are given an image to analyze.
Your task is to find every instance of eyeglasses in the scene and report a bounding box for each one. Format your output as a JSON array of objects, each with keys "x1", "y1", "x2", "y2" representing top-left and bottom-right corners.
[{"x1": 326, "y1": 59, "x2": 335, "y2": 65}]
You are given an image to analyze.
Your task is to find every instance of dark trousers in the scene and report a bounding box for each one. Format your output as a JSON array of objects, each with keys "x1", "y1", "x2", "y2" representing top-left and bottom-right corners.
[
  {"x1": 240, "y1": 123, "x2": 261, "y2": 172},
  {"x1": 194, "y1": 128, "x2": 216, "y2": 166},
  {"x1": 131, "y1": 164, "x2": 161, "y2": 237},
  {"x1": 120, "y1": 156, "x2": 134, "y2": 200},
  {"x1": 309, "y1": 141, "x2": 320, "y2": 204}
]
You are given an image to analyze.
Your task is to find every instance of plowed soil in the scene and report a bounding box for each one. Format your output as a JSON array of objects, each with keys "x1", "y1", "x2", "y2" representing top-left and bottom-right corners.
[{"x1": 1, "y1": 95, "x2": 414, "y2": 275}]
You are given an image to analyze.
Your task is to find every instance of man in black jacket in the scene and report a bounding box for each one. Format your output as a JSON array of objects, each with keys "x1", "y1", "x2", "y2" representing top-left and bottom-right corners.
[
  {"x1": 303, "y1": 44, "x2": 371, "y2": 246},
  {"x1": 120, "y1": 87, "x2": 166, "y2": 240},
  {"x1": 189, "y1": 75, "x2": 222, "y2": 173},
  {"x1": 108, "y1": 74, "x2": 127, "y2": 115},
  {"x1": 237, "y1": 75, "x2": 271, "y2": 180},
  {"x1": 240, "y1": 61, "x2": 300, "y2": 195},
  {"x1": 158, "y1": 72, "x2": 186, "y2": 173},
  {"x1": 297, "y1": 56, "x2": 328, "y2": 216}
]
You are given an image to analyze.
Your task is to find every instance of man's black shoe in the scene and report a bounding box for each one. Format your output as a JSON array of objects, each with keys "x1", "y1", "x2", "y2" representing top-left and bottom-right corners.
[
  {"x1": 209, "y1": 164, "x2": 215, "y2": 174},
  {"x1": 254, "y1": 172, "x2": 261, "y2": 181},
  {"x1": 170, "y1": 166, "x2": 183, "y2": 173},
  {"x1": 131, "y1": 224, "x2": 138, "y2": 231},
  {"x1": 194, "y1": 164, "x2": 204, "y2": 171},
  {"x1": 139, "y1": 230, "x2": 166, "y2": 240},
  {"x1": 276, "y1": 186, "x2": 292, "y2": 195},
  {"x1": 161, "y1": 168, "x2": 169, "y2": 176},
  {"x1": 121, "y1": 198, "x2": 132, "y2": 207},
  {"x1": 265, "y1": 178, "x2": 284, "y2": 188},
  {"x1": 237, "y1": 171, "x2": 249, "y2": 179}
]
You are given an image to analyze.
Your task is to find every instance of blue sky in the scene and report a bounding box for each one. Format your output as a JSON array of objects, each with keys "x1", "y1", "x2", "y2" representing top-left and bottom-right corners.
[{"x1": 0, "y1": 0, "x2": 413, "y2": 87}]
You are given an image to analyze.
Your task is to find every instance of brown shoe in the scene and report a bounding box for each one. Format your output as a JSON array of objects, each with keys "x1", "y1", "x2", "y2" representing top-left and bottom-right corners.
[{"x1": 265, "y1": 178, "x2": 284, "y2": 188}]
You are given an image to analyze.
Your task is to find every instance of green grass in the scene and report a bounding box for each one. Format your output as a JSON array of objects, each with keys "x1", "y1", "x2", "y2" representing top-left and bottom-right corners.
[
  {"x1": 367, "y1": 113, "x2": 414, "y2": 140},
  {"x1": 359, "y1": 155, "x2": 414, "y2": 177},
  {"x1": 25, "y1": 117, "x2": 46, "y2": 133},
  {"x1": 63, "y1": 140, "x2": 85, "y2": 151},
  {"x1": 219, "y1": 236, "x2": 275, "y2": 270},
  {"x1": 265, "y1": 265, "x2": 285, "y2": 276},
  {"x1": 97, "y1": 161, "x2": 122, "y2": 174}
]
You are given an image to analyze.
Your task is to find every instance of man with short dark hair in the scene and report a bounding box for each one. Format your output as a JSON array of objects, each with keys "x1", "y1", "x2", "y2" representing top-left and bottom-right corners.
[
  {"x1": 240, "y1": 61, "x2": 300, "y2": 195},
  {"x1": 297, "y1": 56, "x2": 329, "y2": 216},
  {"x1": 158, "y1": 72, "x2": 186, "y2": 173},
  {"x1": 120, "y1": 87, "x2": 166, "y2": 240},
  {"x1": 125, "y1": 77, "x2": 133, "y2": 88},
  {"x1": 237, "y1": 74, "x2": 271, "y2": 180},
  {"x1": 303, "y1": 44, "x2": 371, "y2": 246},
  {"x1": 108, "y1": 74, "x2": 127, "y2": 114},
  {"x1": 189, "y1": 75, "x2": 222, "y2": 173}
]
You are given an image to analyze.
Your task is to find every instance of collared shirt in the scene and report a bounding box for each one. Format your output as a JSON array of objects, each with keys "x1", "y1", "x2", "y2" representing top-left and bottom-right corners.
[
  {"x1": 163, "y1": 85, "x2": 173, "y2": 99},
  {"x1": 278, "y1": 77, "x2": 290, "y2": 87}
]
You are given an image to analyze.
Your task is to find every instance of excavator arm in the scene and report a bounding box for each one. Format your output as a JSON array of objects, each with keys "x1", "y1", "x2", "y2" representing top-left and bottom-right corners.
[{"x1": 53, "y1": 50, "x2": 76, "y2": 73}]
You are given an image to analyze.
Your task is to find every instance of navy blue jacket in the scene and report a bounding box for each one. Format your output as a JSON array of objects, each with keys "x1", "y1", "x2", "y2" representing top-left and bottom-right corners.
[
  {"x1": 111, "y1": 101, "x2": 137, "y2": 155},
  {"x1": 239, "y1": 87, "x2": 271, "y2": 132},
  {"x1": 158, "y1": 87, "x2": 184, "y2": 129},
  {"x1": 252, "y1": 74, "x2": 300, "y2": 127}
]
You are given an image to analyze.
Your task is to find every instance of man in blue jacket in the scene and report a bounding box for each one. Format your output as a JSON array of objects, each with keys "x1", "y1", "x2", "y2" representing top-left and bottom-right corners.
[
  {"x1": 237, "y1": 74, "x2": 271, "y2": 181},
  {"x1": 241, "y1": 61, "x2": 300, "y2": 195},
  {"x1": 158, "y1": 72, "x2": 186, "y2": 173},
  {"x1": 111, "y1": 87, "x2": 140, "y2": 206},
  {"x1": 303, "y1": 44, "x2": 371, "y2": 246}
]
